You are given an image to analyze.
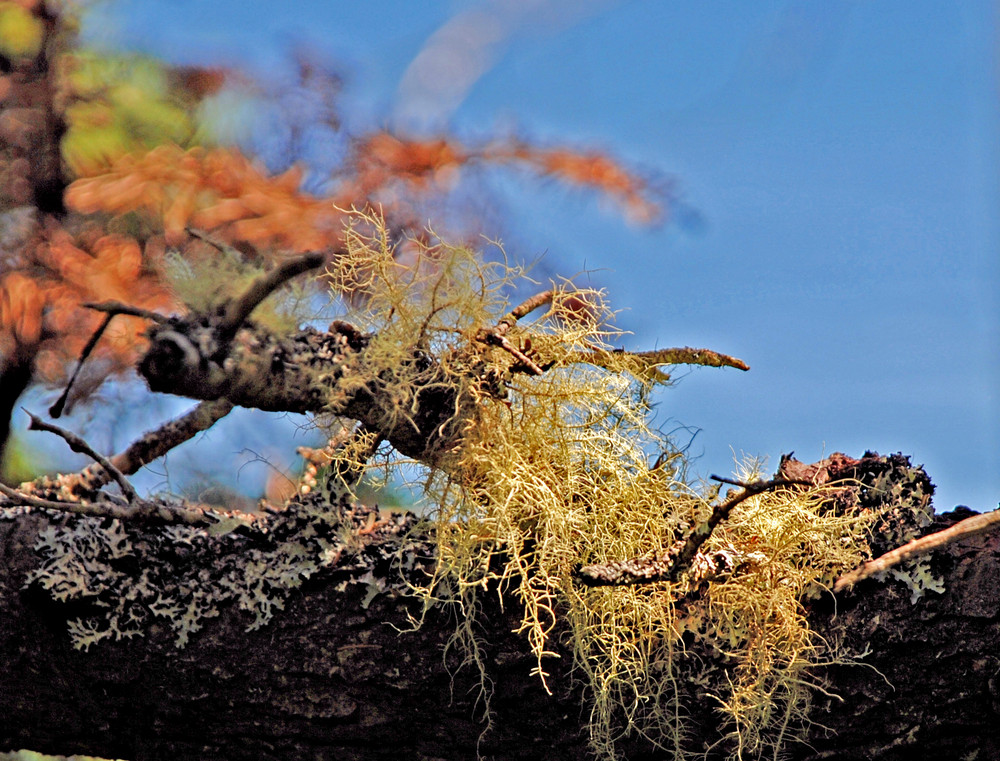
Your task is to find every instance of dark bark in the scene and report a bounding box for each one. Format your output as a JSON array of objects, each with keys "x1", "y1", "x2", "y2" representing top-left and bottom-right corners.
[
  {"x1": 0, "y1": 506, "x2": 589, "y2": 761},
  {"x1": 0, "y1": 353, "x2": 34, "y2": 477},
  {"x1": 1, "y1": 492, "x2": 998, "y2": 760},
  {"x1": 805, "y1": 510, "x2": 1000, "y2": 760}
]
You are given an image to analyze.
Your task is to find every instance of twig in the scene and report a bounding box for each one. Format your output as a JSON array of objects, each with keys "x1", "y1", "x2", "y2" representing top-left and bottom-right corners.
[
  {"x1": 576, "y1": 476, "x2": 811, "y2": 587},
  {"x1": 481, "y1": 332, "x2": 546, "y2": 376},
  {"x1": 477, "y1": 289, "x2": 556, "y2": 375},
  {"x1": 72, "y1": 399, "x2": 235, "y2": 490},
  {"x1": 53, "y1": 302, "x2": 174, "y2": 418},
  {"x1": 574, "y1": 346, "x2": 749, "y2": 375},
  {"x1": 83, "y1": 301, "x2": 170, "y2": 324},
  {"x1": 25, "y1": 411, "x2": 138, "y2": 503},
  {"x1": 187, "y1": 227, "x2": 243, "y2": 257},
  {"x1": 667, "y1": 475, "x2": 810, "y2": 581},
  {"x1": 0, "y1": 481, "x2": 111, "y2": 513},
  {"x1": 219, "y1": 252, "x2": 325, "y2": 340},
  {"x1": 833, "y1": 509, "x2": 1000, "y2": 593},
  {"x1": 49, "y1": 312, "x2": 114, "y2": 418},
  {"x1": 498, "y1": 289, "x2": 555, "y2": 330},
  {"x1": 0, "y1": 481, "x2": 211, "y2": 525}
]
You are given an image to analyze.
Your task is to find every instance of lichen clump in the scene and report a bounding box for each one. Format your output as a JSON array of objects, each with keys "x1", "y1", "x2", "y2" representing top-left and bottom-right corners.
[
  {"x1": 326, "y1": 213, "x2": 880, "y2": 760},
  {"x1": 11, "y1": 210, "x2": 885, "y2": 760}
]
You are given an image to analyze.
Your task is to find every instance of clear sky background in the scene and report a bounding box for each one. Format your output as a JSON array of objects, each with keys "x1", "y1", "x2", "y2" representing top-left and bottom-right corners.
[{"x1": 79, "y1": 0, "x2": 998, "y2": 511}]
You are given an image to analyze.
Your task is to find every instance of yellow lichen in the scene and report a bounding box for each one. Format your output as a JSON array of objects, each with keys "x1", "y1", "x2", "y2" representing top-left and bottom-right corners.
[{"x1": 323, "y1": 211, "x2": 880, "y2": 760}]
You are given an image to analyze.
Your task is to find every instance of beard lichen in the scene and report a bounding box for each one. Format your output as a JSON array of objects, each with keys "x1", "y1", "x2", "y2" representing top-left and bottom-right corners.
[
  {"x1": 322, "y1": 211, "x2": 881, "y2": 760},
  {"x1": 7, "y1": 208, "x2": 886, "y2": 760}
]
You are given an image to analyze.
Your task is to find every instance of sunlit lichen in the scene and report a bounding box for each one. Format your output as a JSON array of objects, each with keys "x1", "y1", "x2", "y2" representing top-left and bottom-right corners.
[
  {"x1": 11, "y1": 210, "x2": 891, "y2": 760},
  {"x1": 320, "y1": 211, "x2": 883, "y2": 760}
]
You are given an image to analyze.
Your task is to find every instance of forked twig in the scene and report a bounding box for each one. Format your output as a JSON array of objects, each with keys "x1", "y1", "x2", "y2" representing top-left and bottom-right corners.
[
  {"x1": 576, "y1": 476, "x2": 811, "y2": 587},
  {"x1": 25, "y1": 411, "x2": 138, "y2": 503},
  {"x1": 476, "y1": 289, "x2": 556, "y2": 376},
  {"x1": 481, "y1": 332, "x2": 546, "y2": 375},
  {"x1": 667, "y1": 475, "x2": 810, "y2": 581},
  {"x1": 833, "y1": 509, "x2": 1000, "y2": 593},
  {"x1": 72, "y1": 399, "x2": 235, "y2": 490}
]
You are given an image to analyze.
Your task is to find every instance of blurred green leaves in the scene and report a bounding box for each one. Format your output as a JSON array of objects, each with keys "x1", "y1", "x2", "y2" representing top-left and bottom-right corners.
[
  {"x1": 0, "y1": 2, "x2": 45, "y2": 60},
  {"x1": 61, "y1": 51, "x2": 206, "y2": 175}
]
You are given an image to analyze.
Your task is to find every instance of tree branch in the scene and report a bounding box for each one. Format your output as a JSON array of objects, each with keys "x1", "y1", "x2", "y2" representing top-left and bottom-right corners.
[
  {"x1": 74, "y1": 399, "x2": 235, "y2": 491},
  {"x1": 83, "y1": 301, "x2": 170, "y2": 323},
  {"x1": 219, "y1": 252, "x2": 325, "y2": 341},
  {"x1": 576, "y1": 476, "x2": 810, "y2": 587},
  {"x1": 833, "y1": 508, "x2": 1000, "y2": 593},
  {"x1": 49, "y1": 312, "x2": 114, "y2": 418},
  {"x1": 25, "y1": 411, "x2": 138, "y2": 503},
  {"x1": 499, "y1": 289, "x2": 554, "y2": 329}
]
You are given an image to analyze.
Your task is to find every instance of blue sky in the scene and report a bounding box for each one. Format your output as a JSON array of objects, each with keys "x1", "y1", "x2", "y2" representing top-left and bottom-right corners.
[{"x1": 80, "y1": 0, "x2": 998, "y2": 511}]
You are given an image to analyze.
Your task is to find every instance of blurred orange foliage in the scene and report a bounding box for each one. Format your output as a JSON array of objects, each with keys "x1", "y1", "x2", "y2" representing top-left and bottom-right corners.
[
  {"x1": 66, "y1": 145, "x2": 347, "y2": 251},
  {"x1": 0, "y1": 221, "x2": 175, "y2": 391},
  {"x1": 1, "y1": 0, "x2": 665, "y2": 428}
]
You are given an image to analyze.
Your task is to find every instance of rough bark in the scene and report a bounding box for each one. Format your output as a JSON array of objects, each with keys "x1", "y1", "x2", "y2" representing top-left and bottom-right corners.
[
  {"x1": 806, "y1": 509, "x2": 1000, "y2": 760},
  {"x1": 1, "y1": 493, "x2": 998, "y2": 761}
]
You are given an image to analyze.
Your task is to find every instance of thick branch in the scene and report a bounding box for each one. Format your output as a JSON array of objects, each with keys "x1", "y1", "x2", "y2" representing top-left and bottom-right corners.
[{"x1": 1, "y1": 493, "x2": 998, "y2": 760}]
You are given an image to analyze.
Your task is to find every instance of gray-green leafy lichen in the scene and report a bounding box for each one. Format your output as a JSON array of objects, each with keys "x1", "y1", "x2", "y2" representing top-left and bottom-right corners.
[
  {"x1": 860, "y1": 452, "x2": 943, "y2": 603},
  {"x1": 8, "y1": 489, "x2": 431, "y2": 651}
]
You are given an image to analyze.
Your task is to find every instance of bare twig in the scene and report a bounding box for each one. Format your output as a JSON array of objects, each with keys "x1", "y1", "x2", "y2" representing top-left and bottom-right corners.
[
  {"x1": 83, "y1": 301, "x2": 170, "y2": 324},
  {"x1": 0, "y1": 480, "x2": 212, "y2": 525},
  {"x1": 475, "y1": 291, "x2": 555, "y2": 376},
  {"x1": 53, "y1": 302, "x2": 174, "y2": 418},
  {"x1": 0, "y1": 481, "x2": 114, "y2": 513},
  {"x1": 834, "y1": 509, "x2": 1000, "y2": 593},
  {"x1": 70, "y1": 399, "x2": 235, "y2": 491},
  {"x1": 49, "y1": 312, "x2": 114, "y2": 418},
  {"x1": 219, "y1": 252, "x2": 325, "y2": 340},
  {"x1": 476, "y1": 289, "x2": 558, "y2": 375},
  {"x1": 25, "y1": 411, "x2": 138, "y2": 503},
  {"x1": 576, "y1": 476, "x2": 811, "y2": 587},
  {"x1": 668, "y1": 475, "x2": 810, "y2": 581},
  {"x1": 186, "y1": 226, "x2": 243, "y2": 256},
  {"x1": 498, "y1": 289, "x2": 554, "y2": 331},
  {"x1": 481, "y1": 332, "x2": 546, "y2": 375}
]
